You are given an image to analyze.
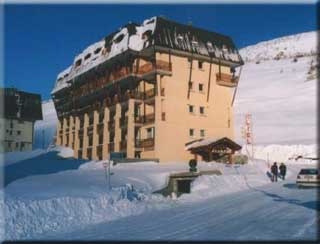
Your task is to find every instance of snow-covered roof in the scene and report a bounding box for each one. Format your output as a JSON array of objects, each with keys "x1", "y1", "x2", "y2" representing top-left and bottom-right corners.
[
  {"x1": 185, "y1": 137, "x2": 242, "y2": 151},
  {"x1": 52, "y1": 16, "x2": 243, "y2": 95}
]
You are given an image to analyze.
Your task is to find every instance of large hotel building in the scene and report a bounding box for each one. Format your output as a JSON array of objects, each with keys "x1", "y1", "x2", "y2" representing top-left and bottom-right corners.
[{"x1": 52, "y1": 16, "x2": 244, "y2": 162}]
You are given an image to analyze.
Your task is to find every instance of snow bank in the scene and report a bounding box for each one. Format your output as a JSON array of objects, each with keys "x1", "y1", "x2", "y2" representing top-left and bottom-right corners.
[
  {"x1": 4, "y1": 185, "x2": 150, "y2": 240},
  {"x1": 53, "y1": 146, "x2": 74, "y2": 158}
]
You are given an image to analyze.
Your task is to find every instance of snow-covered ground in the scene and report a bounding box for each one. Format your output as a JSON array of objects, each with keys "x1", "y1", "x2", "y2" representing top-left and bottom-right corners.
[{"x1": 2, "y1": 145, "x2": 317, "y2": 240}]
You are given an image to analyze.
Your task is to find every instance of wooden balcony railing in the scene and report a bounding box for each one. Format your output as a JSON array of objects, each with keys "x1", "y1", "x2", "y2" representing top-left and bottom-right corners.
[
  {"x1": 135, "y1": 138, "x2": 155, "y2": 148},
  {"x1": 216, "y1": 73, "x2": 239, "y2": 87},
  {"x1": 144, "y1": 113, "x2": 155, "y2": 124},
  {"x1": 135, "y1": 113, "x2": 155, "y2": 124},
  {"x1": 137, "y1": 60, "x2": 172, "y2": 76}
]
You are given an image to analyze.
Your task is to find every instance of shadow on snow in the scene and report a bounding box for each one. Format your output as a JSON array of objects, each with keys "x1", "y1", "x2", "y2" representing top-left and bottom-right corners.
[{"x1": 4, "y1": 151, "x2": 88, "y2": 186}]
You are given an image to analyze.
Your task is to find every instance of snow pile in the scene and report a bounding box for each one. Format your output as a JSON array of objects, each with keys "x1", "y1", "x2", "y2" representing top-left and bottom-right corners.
[
  {"x1": 241, "y1": 144, "x2": 317, "y2": 163},
  {"x1": 240, "y1": 31, "x2": 318, "y2": 63},
  {"x1": 5, "y1": 184, "x2": 150, "y2": 240},
  {"x1": 53, "y1": 146, "x2": 74, "y2": 158}
]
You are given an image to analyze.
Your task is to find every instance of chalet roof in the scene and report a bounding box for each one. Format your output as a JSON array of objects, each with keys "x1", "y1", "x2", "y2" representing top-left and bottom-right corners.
[
  {"x1": 52, "y1": 16, "x2": 243, "y2": 95},
  {"x1": 185, "y1": 137, "x2": 242, "y2": 152}
]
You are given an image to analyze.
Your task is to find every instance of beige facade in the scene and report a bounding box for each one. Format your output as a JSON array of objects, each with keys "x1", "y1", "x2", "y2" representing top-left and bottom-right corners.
[
  {"x1": 0, "y1": 118, "x2": 34, "y2": 153},
  {"x1": 54, "y1": 49, "x2": 240, "y2": 162}
]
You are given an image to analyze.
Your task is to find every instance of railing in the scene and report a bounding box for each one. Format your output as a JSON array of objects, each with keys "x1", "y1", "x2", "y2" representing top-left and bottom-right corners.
[
  {"x1": 135, "y1": 113, "x2": 155, "y2": 124},
  {"x1": 137, "y1": 60, "x2": 172, "y2": 76},
  {"x1": 144, "y1": 113, "x2": 155, "y2": 124},
  {"x1": 135, "y1": 138, "x2": 155, "y2": 148},
  {"x1": 216, "y1": 73, "x2": 239, "y2": 87}
]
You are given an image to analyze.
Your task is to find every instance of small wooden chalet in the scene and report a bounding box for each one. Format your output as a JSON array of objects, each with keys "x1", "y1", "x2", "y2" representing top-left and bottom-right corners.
[{"x1": 185, "y1": 137, "x2": 242, "y2": 163}]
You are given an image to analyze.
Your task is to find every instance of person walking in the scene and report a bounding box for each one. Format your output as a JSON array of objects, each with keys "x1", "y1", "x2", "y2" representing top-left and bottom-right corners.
[
  {"x1": 271, "y1": 162, "x2": 278, "y2": 182},
  {"x1": 279, "y1": 163, "x2": 287, "y2": 180}
]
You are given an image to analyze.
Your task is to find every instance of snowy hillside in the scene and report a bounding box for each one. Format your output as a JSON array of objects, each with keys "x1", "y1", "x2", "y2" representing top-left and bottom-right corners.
[
  {"x1": 234, "y1": 31, "x2": 318, "y2": 146},
  {"x1": 240, "y1": 31, "x2": 318, "y2": 63}
]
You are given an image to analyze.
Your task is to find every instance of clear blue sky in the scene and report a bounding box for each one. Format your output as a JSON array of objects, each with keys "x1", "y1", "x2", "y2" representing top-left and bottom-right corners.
[{"x1": 5, "y1": 4, "x2": 317, "y2": 100}]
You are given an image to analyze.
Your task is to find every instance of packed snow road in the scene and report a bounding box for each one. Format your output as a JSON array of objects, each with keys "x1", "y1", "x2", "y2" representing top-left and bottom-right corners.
[{"x1": 42, "y1": 174, "x2": 318, "y2": 241}]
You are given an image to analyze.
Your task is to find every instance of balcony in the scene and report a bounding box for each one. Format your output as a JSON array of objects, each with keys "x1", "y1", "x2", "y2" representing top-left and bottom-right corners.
[
  {"x1": 137, "y1": 60, "x2": 172, "y2": 78},
  {"x1": 216, "y1": 73, "x2": 239, "y2": 87},
  {"x1": 135, "y1": 113, "x2": 155, "y2": 125},
  {"x1": 135, "y1": 138, "x2": 155, "y2": 149}
]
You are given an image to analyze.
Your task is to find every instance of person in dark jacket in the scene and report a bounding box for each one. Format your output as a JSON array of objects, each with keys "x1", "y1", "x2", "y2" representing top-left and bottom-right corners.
[
  {"x1": 279, "y1": 163, "x2": 287, "y2": 180},
  {"x1": 271, "y1": 162, "x2": 278, "y2": 182}
]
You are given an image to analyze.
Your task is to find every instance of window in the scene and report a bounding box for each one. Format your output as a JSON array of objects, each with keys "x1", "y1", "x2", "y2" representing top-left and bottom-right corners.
[
  {"x1": 188, "y1": 105, "x2": 194, "y2": 114},
  {"x1": 94, "y1": 47, "x2": 102, "y2": 55},
  {"x1": 200, "y1": 129, "x2": 205, "y2": 137},
  {"x1": 84, "y1": 53, "x2": 91, "y2": 60},
  {"x1": 189, "y1": 129, "x2": 194, "y2": 137},
  {"x1": 16, "y1": 142, "x2": 19, "y2": 148},
  {"x1": 9, "y1": 131, "x2": 12, "y2": 135},
  {"x1": 200, "y1": 106, "x2": 205, "y2": 115},
  {"x1": 10, "y1": 122, "x2": 13, "y2": 128},
  {"x1": 8, "y1": 142, "x2": 11, "y2": 148},
  {"x1": 17, "y1": 130, "x2": 21, "y2": 135},
  {"x1": 198, "y1": 61, "x2": 203, "y2": 69},
  {"x1": 146, "y1": 127, "x2": 154, "y2": 139},
  {"x1": 114, "y1": 34, "x2": 124, "y2": 43},
  {"x1": 75, "y1": 59, "x2": 82, "y2": 67},
  {"x1": 199, "y1": 83, "x2": 204, "y2": 92}
]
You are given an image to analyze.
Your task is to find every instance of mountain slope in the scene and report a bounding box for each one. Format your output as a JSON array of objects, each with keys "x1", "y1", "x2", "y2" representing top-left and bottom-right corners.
[{"x1": 234, "y1": 31, "x2": 318, "y2": 145}]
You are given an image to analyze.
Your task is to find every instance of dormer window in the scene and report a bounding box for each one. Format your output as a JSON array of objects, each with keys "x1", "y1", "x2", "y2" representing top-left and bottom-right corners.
[
  {"x1": 84, "y1": 53, "x2": 91, "y2": 60},
  {"x1": 142, "y1": 30, "x2": 152, "y2": 40},
  {"x1": 75, "y1": 59, "x2": 82, "y2": 67},
  {"x1": 94, "y1": 47, "x2": 102, "y2": 55},
  {"x1": 114, "y1": 34, "x2": 124, "y2": 43}
]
